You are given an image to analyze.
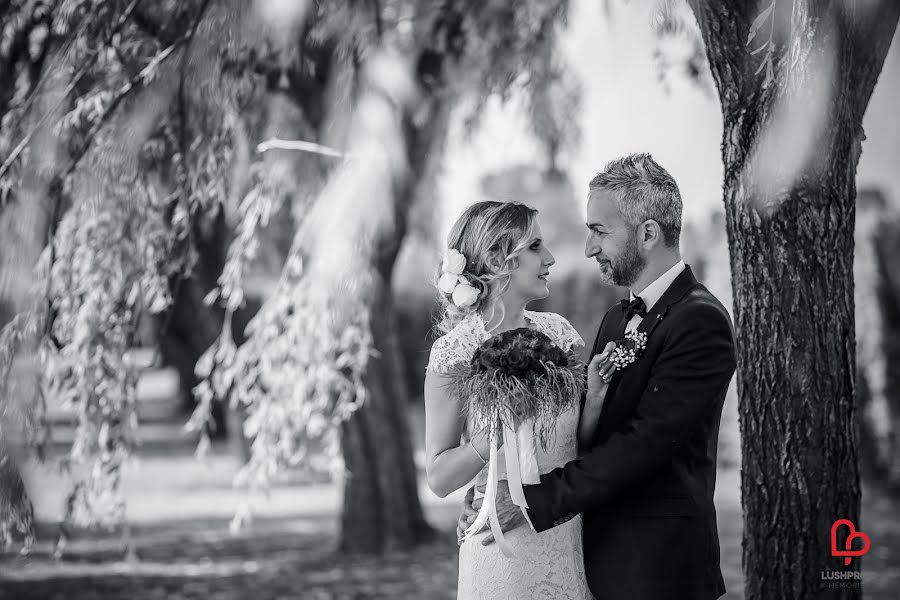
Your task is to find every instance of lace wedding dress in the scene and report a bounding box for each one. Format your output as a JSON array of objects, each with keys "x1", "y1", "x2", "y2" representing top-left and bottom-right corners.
[{"x1": 427, "y1": 310, "x2": 593, "y2": 600}]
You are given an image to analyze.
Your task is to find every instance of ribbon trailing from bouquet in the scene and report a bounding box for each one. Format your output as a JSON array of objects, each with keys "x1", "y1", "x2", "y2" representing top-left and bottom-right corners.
[{"x1": 448, "y1": 328, "x2": 585, "y2": 557}]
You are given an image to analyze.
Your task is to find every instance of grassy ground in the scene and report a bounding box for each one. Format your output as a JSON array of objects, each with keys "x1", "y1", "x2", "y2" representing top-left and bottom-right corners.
[
  {"x1": 1, "y1": 440, "x2": 898, "y2": 599},
  {"x1": 0, "y1": 518, "x2": 461, "y2": 599}
]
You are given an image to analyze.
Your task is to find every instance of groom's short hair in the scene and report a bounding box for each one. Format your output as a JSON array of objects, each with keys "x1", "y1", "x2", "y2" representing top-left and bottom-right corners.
[{"x1": 589, "y1": 153, "x2": 682, "y2": 248}]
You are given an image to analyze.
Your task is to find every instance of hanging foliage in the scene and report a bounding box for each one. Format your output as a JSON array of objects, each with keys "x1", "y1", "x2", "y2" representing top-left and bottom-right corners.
[{"x1": 0, "y1": 0, "x2": 581, "y2": 544}]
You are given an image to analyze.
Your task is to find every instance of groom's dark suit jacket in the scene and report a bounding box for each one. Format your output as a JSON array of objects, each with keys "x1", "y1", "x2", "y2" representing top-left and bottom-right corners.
[{"x1": 523, "y1": 265, "x2": 735, "y2": 600}]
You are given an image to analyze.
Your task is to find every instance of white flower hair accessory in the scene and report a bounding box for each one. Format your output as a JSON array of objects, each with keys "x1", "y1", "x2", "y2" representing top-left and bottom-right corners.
[
  {"x1": 438, "y1": 248, "x2": 480, "y2": 308},
  {"x1": 442, "y1": 248, "x2": 466, "y2": 275},
  {"x1": 451, "y1": 281, "x2": 480, "y2": 308}
]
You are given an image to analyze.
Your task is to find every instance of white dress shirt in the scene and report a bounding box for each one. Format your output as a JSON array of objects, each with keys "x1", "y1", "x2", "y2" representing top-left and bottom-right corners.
[{"x1": 625, "y1": 260, "x2": 686, "y2": 333}]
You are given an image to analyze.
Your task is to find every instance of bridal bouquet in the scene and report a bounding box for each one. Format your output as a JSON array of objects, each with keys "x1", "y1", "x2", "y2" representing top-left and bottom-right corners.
[{"x1": 449, "y1": 328, "x2": 585, "y2": 556}]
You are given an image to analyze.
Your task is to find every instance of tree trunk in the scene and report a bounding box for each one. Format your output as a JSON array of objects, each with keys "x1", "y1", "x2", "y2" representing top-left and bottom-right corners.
[
  {"x1": 0, "y1": 446, "x2": 33, "y2": 546},
  {"x1": 339, "y1": 275, "x2": 433, "y2": 553},
  {"x1": 159, "y1": 206, "x2": 229, "y2": 430},
  {"x1": 318, "y1": 21, "x2": 460, "y2": 547},
  {"x1": 688, "y1": 1, "x2": 900, "y2": 598},
  {"x1": 332, "y1": 6, "x2": 469, "y2": 549},
  {"x1": 729, "y1": 154, "x2": 861, "y2": 599},
  {"x1": 337, "y1": 102, "x2": 451, "y2": 552}
]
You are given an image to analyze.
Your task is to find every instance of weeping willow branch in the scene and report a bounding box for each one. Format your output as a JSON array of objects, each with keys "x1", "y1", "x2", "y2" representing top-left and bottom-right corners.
[
  {"x1": 0, "y1": 0, "x2": 143, "y2": 180},
  {"x1": 195, "y1": 47, "x2": 421, "y2": 527},
  {"x1": 0, "y1": 4, "x2": 213, "y2": 546},
  {"x1": 45, "y1": 169, "x2": 182, "y2": 535},
  {"x1": 60, "y1": 36, "x2": 191, "y2": 182},
  {"x1": 257, "y1": 138, "x2": 350, "y2": 158}
]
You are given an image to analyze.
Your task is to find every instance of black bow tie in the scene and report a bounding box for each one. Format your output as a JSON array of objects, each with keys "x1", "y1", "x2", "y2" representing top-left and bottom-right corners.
[{"x1": 620, "y1": 296, "x2": 648, "y2": 321}]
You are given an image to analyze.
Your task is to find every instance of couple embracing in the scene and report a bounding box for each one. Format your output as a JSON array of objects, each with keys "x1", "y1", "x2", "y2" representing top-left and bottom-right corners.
[{"x1": 424, "y1": 153, "x2": 736, "y2": 599}]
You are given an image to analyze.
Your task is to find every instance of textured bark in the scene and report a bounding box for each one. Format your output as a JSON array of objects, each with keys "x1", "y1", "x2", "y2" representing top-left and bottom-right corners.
[{"x1": 688, "y1": 1, "x2": 900, "y2": 598}]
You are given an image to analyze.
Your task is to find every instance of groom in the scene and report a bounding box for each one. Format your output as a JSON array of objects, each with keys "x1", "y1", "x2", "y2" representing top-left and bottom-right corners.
[{"x1": 461, "y1": 153, "x2": 736, "y2": 599}]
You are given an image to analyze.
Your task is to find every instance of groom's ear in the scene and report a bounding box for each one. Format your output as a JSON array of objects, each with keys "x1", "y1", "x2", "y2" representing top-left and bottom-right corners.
[{"x1": 639, "y1": 219, "x2": 662, "y2": 248}]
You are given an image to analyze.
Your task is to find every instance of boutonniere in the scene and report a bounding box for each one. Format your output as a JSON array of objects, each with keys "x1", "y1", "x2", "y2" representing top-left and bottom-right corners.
[{"x1": 610, "y1": 330, "x2": 648, "y2": 370}]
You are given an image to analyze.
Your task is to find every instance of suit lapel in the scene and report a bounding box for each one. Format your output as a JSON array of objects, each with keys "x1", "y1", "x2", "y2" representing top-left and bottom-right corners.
[
  {"x1": 614, "y1": 308, "x2": 629, "y2": 340},
  {"x1": 634, "y1": 265, "x2": 699, "y2": 340},
  {"x1": 594, "y1": 266, "x2": 700, "y2": 441}
]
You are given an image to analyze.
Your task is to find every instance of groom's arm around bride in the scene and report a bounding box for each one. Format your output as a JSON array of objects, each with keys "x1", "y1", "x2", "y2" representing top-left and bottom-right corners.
[
  {"x1": 524, "y1": 291, "x2": 735, "y2": 530},
  {"x1": 520, "y1": 268, "x2": 736, "y2": 600}
]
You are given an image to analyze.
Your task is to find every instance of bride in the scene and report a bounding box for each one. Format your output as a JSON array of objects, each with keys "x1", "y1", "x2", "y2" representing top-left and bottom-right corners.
[{"x1": 424, "y1": 200, "x2": 611, "y2": 599}]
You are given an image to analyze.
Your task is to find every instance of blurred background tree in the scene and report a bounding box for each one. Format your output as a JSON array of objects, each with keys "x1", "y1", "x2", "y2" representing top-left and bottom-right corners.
[{"x1": 869, "y1": 201, "x2": 900, "y2": 490}]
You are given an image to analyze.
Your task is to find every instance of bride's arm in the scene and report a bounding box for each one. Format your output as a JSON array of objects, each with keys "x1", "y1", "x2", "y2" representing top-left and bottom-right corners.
[
  {"x1": 577, "y1": 343, "x2": 616, "y2": 451},
  {"x1": 424, "y1": 369, "x2": 493, "y2": 498}
]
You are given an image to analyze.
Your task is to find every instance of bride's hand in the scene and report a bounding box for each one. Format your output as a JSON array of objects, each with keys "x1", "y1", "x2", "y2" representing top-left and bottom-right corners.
[{"x1": 586, "y1": 342, "x2": 616, "y2": 400}]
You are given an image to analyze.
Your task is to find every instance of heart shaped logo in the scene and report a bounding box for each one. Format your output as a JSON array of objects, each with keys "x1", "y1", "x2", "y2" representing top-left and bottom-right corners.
[{"x1": 831, "y1": 518, "x2": 871, "y2": 566}]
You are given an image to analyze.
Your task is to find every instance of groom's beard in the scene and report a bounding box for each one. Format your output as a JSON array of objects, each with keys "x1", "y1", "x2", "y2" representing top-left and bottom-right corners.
[{"x1": 609, "y1": 234, "x2": 646, "y2": 288}]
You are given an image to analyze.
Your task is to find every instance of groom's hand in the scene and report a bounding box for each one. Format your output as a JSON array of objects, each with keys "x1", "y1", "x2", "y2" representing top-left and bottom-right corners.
[
  {"x1": 469, "y1": 480, "x2": 527, "y2": 546},
  {"x1": 456, "y1": 486, "x2": 477, "y2": 545}
]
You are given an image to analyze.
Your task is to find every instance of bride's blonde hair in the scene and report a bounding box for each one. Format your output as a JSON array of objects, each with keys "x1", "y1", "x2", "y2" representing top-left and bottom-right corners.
[{"x1": 435, "y1": 201, "x2": 539, "y2": 334}]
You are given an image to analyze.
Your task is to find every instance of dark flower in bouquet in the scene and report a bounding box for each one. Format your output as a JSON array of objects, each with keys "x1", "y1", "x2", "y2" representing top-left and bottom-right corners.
[
  {"x1": 473, "y1": 329, "x2": 569, "y2": 378},
  {"x1": 450, "y1": 328, "x2": 585, "y2": 449}
]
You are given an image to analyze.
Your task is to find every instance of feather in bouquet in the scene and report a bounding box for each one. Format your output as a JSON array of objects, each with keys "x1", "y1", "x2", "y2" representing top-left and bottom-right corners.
[{"x1": 449, "y1": 327, "x2": 585, "y2": 556}]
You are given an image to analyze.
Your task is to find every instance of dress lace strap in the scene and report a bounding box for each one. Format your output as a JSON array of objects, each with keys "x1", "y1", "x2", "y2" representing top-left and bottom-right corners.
[
  {"x1": 426, "y1": 313, "x2": 490, "y2": 374},
  {"x1": 525, "y1": 311, "x2": 584, "y2": 353}
]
